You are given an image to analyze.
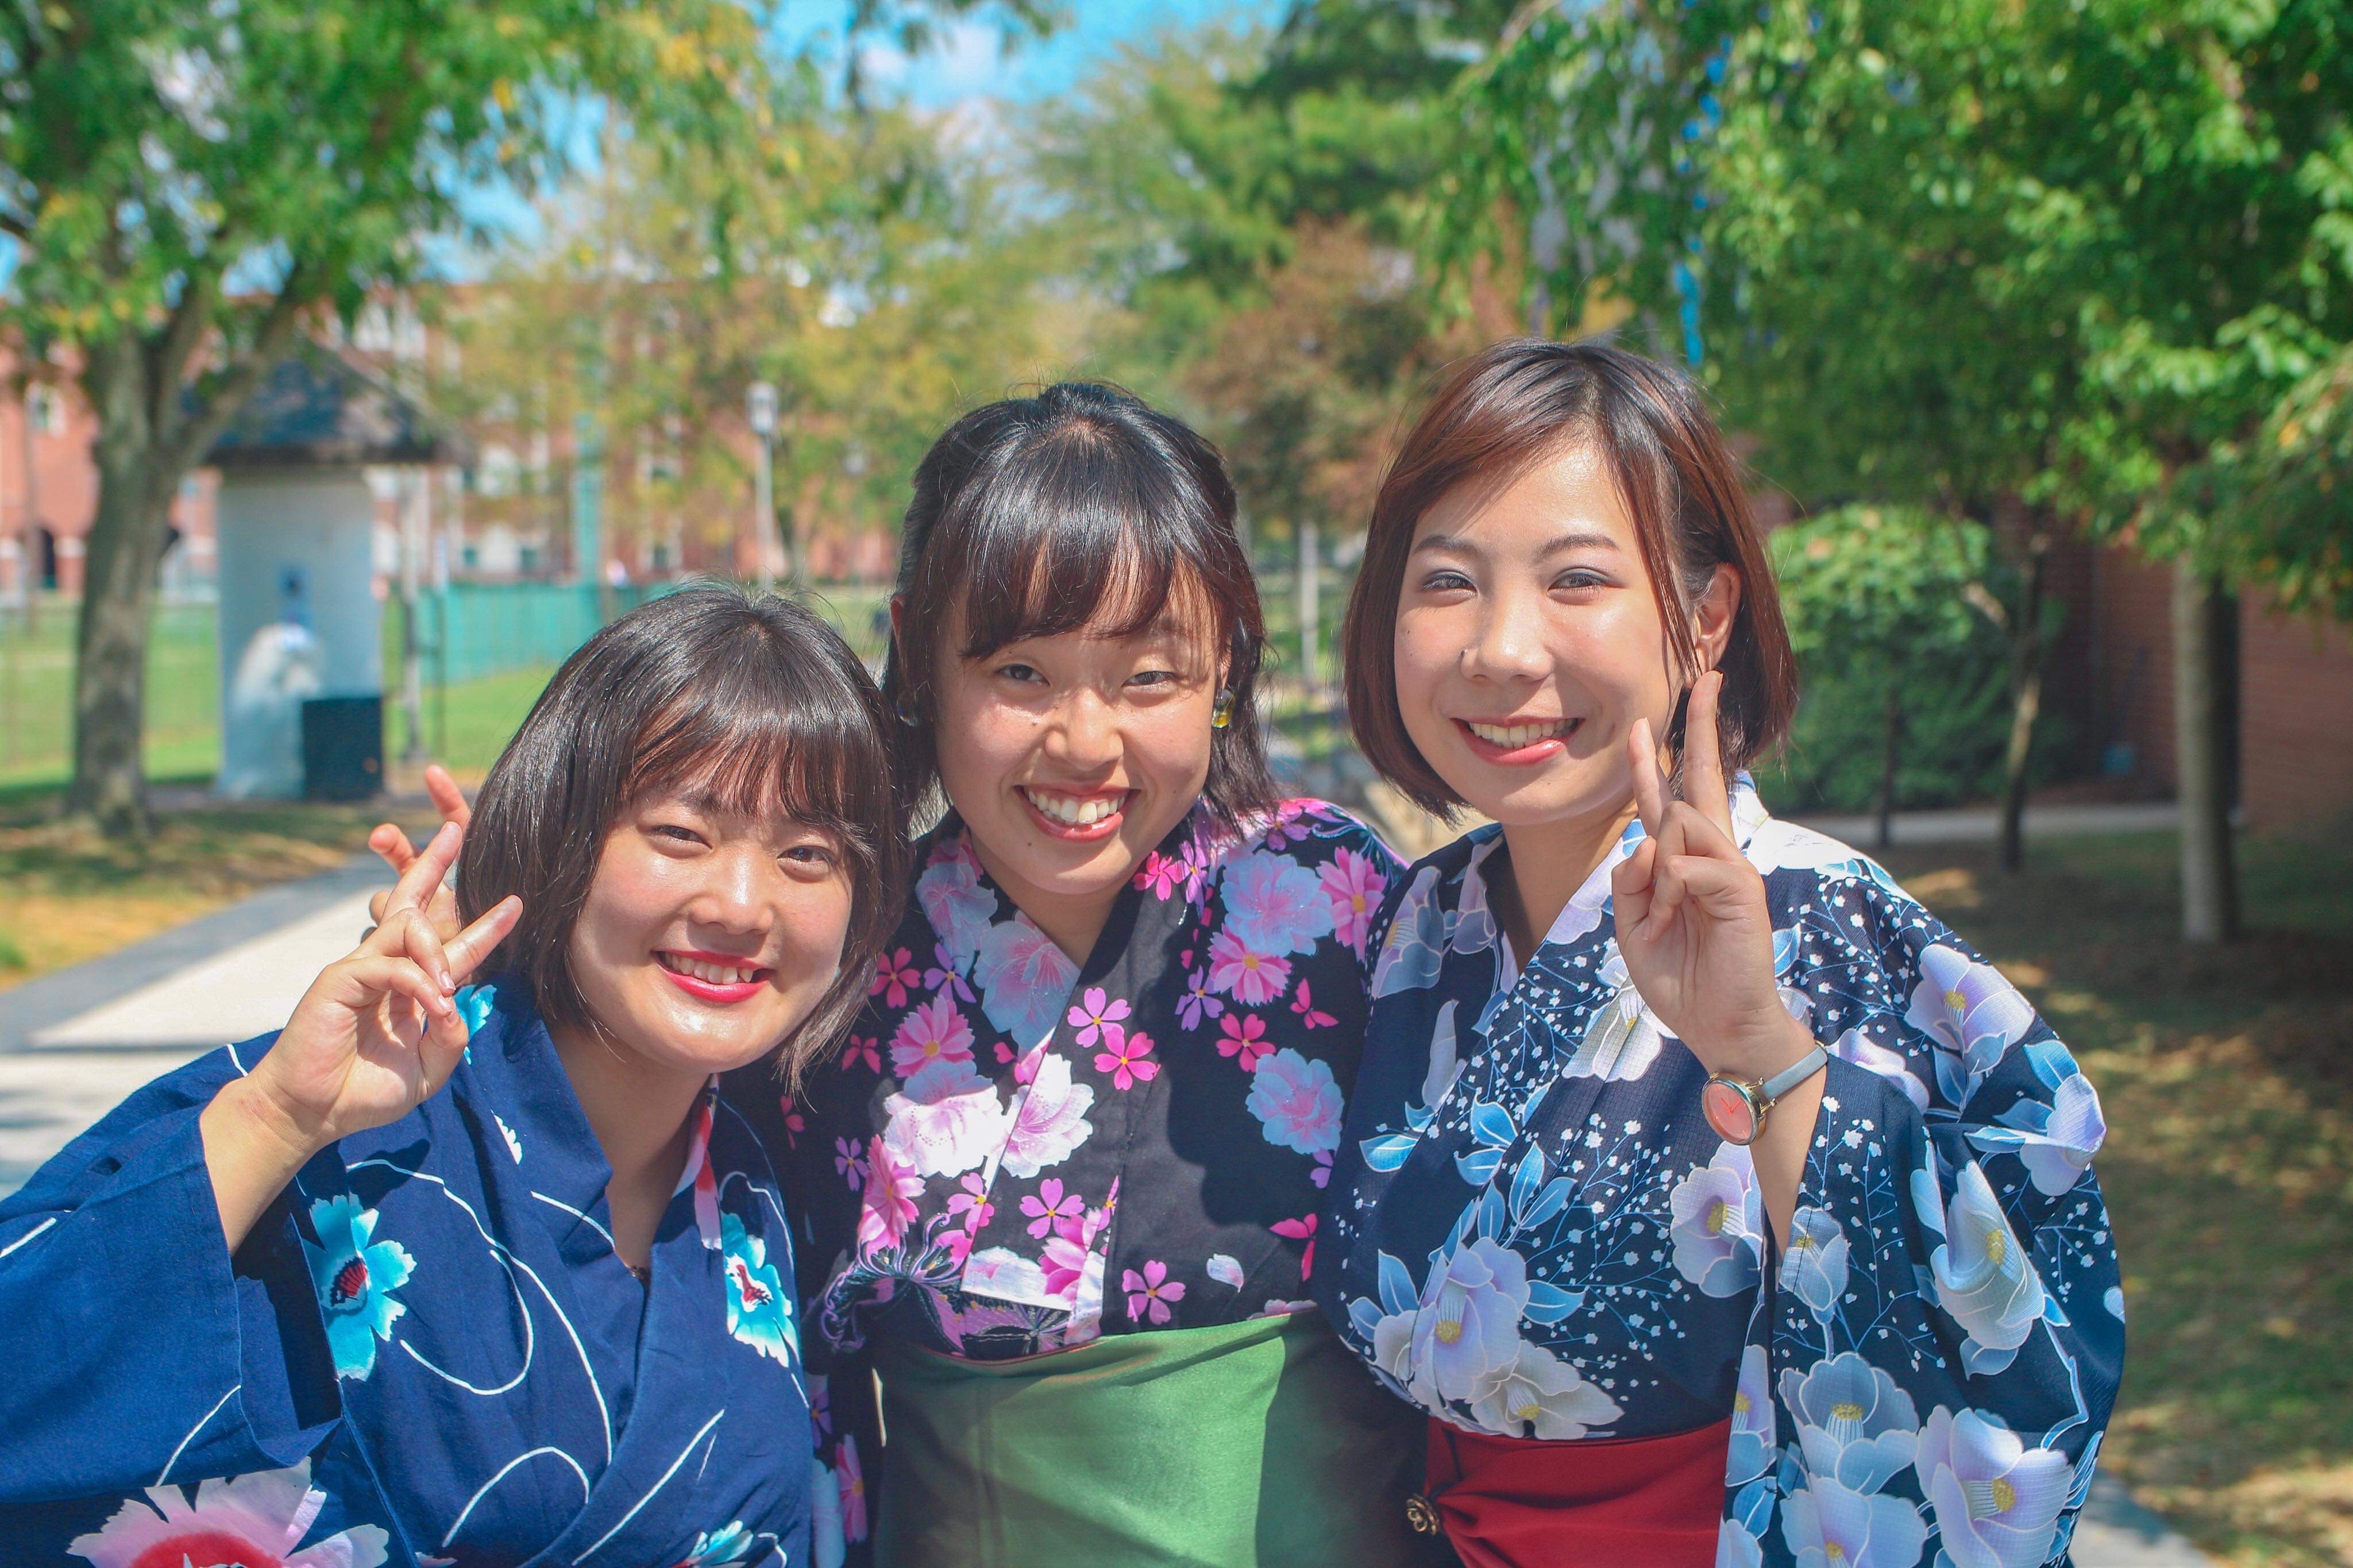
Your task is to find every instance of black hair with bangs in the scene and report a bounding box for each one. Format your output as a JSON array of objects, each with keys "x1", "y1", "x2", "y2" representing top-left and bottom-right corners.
[
  {"x1": 457, "y1": 582, "x2": 905, "y2": 1084},
  {"x1": 882, "y1": 382, "x2": 1277, "y2": 828}
]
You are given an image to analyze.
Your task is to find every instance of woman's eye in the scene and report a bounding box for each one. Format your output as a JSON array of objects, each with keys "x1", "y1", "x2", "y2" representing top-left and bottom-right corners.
[
  {"x1": 996, "y1": 662, "x2": 1044, "y2": 684},
  {"x1": 783, "y1": 844, "x2": 837, "y2": 870},
  {"x1": 1128, "y1": 669, "x2": 1181, "y2": 689},
  {"x1": 1418, "y1": 570, "x2": 1473, "y2": 594},
  {"x1": 1552, "y1": 570, "x2": 1608, "y2": 593},
  {"x1": 650, "y1": 823, "x2": 704, "y2": 845}
]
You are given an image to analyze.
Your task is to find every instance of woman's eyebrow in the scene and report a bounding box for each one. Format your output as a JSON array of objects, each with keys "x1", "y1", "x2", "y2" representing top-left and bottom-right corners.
[{"x1": 1536, "y1": 530, "x2": 1622, "y2": 558}]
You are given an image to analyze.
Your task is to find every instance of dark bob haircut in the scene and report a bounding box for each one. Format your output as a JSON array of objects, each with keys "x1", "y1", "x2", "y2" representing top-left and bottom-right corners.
[
  {"x1": 881, "y1": 382, "x2": 1279, "y2": 829},
  {"x1": 1342, "y1": 338, "x2": 1799, "y2": 818},
  {"x1": 457, "y1": 582, "x2": 906, "y2": 1084}
]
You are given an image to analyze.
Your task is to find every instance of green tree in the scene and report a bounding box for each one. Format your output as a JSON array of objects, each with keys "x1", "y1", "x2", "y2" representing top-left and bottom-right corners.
[{"x1": 0, "y1": 0, "x2": 1036, "y2": 832}]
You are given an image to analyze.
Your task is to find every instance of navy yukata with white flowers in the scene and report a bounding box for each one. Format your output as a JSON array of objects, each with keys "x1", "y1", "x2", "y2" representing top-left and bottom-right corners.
[
  {"x1": 1315, "y1": 779, "x2": 2124, "y2": 1568},
  {"x1": 727, "y1": 798, "x2": 1401, "y2": 1560},
  {"x1": 0, "y1": 982, "x2": 815, "y2": 1568}
]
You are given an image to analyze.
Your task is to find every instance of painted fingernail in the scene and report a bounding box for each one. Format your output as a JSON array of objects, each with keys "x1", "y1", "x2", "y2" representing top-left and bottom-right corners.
[{"x1": 439, "y1": 971, "x2": 456, "y2": 992}]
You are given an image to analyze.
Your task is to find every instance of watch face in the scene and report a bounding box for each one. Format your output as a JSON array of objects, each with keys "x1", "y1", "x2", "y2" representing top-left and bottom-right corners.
[{"x1": 1703, "y1": 1079, "x2": 1758, "y2": 1145}]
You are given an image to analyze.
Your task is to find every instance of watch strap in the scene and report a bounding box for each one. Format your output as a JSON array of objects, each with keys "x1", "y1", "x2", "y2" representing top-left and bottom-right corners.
[{"x1": 1759, "y1": 1045, "x2": 1829, "y2": 1104}]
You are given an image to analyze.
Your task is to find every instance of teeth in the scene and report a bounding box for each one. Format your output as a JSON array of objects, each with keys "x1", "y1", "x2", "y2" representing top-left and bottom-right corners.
[
  {"x1": 665, "y1": 955, "x2": 762, "y2": 986},
  {"x1": 1468, "y1": 720, "x2": 1572, "y2": 748},
  {"x1": 1024, "y1": 789, "x2": 1123, "y2": 827}
]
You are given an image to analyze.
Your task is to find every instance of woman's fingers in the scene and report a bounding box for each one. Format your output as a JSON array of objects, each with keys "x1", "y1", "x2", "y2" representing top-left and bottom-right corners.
[
  {"x1": 384, "y1": 820, "x2": 461, "y2": 918},
  {"x1": 341, "y1": 953, "x2": 456, "y2": 1028},
  {"x1": 390, "y1": 902, "x2": 457, "y2": 996},
  {"x1": 444, "y1": 896, "x2": 522, "y2": 983},
  {"x1": 424, "y1": 764, "x2": 473, "y2": 831},
  {"x1": 1627, "y1": 717, "x2": 1669, "y2": 837},
  {"x1": 1611, "y1": 839, "x2": 1657, "y2": 933},
  {"x1": 1684, "y1": 671, "x2": 1736, "y2": 837},
  {"x1": 368, "y1": 822, "x2": 418, "y2": 875}
]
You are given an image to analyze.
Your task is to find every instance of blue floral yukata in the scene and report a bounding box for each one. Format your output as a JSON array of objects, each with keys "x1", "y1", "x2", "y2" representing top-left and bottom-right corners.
[
  {"x1": 1316, "y1": 779, "x2": 2124, "y2": 1568},
  {"x1": 0, "y1": 980, "x2": 815, "y2": 1568},
  {"x1": 727, "y1": 799, "x2": 1406, "y2": 1560}
]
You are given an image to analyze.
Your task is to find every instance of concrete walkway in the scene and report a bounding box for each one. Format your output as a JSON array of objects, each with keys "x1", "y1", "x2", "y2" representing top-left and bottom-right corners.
[{"x1": 0, "y1": 839, "x2": 2212, "y2": 1565}]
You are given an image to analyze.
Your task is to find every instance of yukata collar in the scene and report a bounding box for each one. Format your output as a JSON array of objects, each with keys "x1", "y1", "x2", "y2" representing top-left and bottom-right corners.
[
  {"x1": 1460, "y1": 773, "x2": 1769, "y2": 967},
  {"x1": 460, "y1": 979, "x2": 724, "y2": 1250}
]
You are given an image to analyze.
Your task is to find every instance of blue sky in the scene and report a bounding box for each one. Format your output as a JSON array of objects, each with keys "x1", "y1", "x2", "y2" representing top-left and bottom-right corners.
[{"x1": 796, "y1": 0, "x2": 1279, "y2": 107}]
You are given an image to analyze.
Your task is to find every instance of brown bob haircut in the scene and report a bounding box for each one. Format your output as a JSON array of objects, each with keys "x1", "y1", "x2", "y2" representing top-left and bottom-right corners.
[
  {"x1": 882, "y1": 382, "x2": 1279, "y2": 829},
  {"x1": 457, "y1": 582, "x2": 907, "y2": 1085},
  {"x1": 1342, "y1": 338, "x2": 1799, "y2": 818}
]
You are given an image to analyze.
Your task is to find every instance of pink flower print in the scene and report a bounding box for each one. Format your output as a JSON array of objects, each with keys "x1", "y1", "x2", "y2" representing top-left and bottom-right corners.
[
  {"x1": 1311, "y1": 1149, "x2": 1334, "y2": 1189},
  {"x1": 777, "y1": 1095, "x2": 805, "y2": 1148},
  {"x1": 1208, "y1": 928, "x2": 1291, "y2": 1006},
  {"x1": 996, "y1": 1041, "x2": 1017, "y2": 1065},
  {"x1": 834, "y1": 1137, "x2": 867, "y2": 1191},
  {"x1": 1021, "y1": 1177, "x2": 1084, "y2": 1239},
  {"x1": 1246, "y1": 1048, "x2": 1344, "y2": 1156},
  {"x1": 1135, "y1": 849, "x2": 1187, "y2": 899},
  {"x1": 63, "y1": 1458, "x2": 391, "y2": 1568},
  {"x1": 1093, "y1": 1023, "x2": 1160, "y2": 1091},
  {"x1": 1067, "y1": 987, "x2": 1132, "y2": 1046},
  {"x1": 1320, "y1": 847, "x2": 1388, "y2": 959},
  {"x1": 973, "y1": 916, "x2": 1081, "y2": 1048},
  {"x1": 1221, "y1": 849, "x2": 1337, "y2": 957},
  {"x1": 1289, "y1": 980, "x2": 1337, "y2": 1030},
  {"x1": 923, "y1": 941, "x2": 977, "y2": 1003},
  {"x1": 871, "y1": 947, "x2": 920, "y2": 1009},
  {"x1": 840, "y1": 1034, "x2": 881, "y2": 1075},
  {"x1": 1123, "y1": 1259, "x2": 1188, "y2": 1325},
  {"x1": 1216, "y1": 1013, "x2": 1272, "y2": 1072},
  {"x1": 949, "y1": 1170, "x2": 996, "y2": 1234},
  {"x1": 1177, "y1": 963, "x2": 1224, "y2": 1031},
  {"x1": 890, "y1": 992, "x2": 976, "y2": 1077},
  {"x1": 1000, "y1": 1051, "x2": 1097, "y2": 1177},
  {"x1": 836, "y1": 1434, "x2": 869, "y2": 1543},
  {"x1": 1260, "y1": 798, "x2": 1314, "y2": 849},
  {"x1": 856, "y1": 1135, "x2": 924, "y2": 1254},
  {"x1": 1271, "y1": 1213, "x2": 1318, "y2": 1280},
  {"x1": 1041, "y1": 1203, "x2": 1108, "y2": 1301}
]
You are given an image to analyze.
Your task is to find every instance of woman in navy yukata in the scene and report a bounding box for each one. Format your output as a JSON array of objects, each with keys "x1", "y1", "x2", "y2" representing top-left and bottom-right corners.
[
  {"x1": 0, "y1": 586, "x2": 905, "y2": 1568},
  {"x1": 726, "y1": 383, "x2": 1436, "y2": 1565},
  {"x1": 1314, "y1": 341, "x2": 2123, "y2": 1567}
]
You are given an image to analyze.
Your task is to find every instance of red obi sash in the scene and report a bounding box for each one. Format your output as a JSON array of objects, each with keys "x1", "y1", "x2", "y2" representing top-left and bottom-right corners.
[{"x1": 1415, "y1": 1415, "x2": 1733, "y2": 1568}]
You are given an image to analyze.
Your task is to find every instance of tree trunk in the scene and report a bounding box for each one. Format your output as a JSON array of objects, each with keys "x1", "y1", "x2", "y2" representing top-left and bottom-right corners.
[
  {"x1": 1876, "y1": 685, "x2": 1901, "y2": 851},
  {"x1": 69, "y1": 435, "x2": 176, "y2": 834},
  {"x1": 1996, "y1": 515, "x2": 2051, "y2": 872},
  {"x1": 2174, "y1": 558, "x2": 2240, "y2": 944},
  {"x1": 1295, "y1": 513, "x2": 1320, "y2": 698}
]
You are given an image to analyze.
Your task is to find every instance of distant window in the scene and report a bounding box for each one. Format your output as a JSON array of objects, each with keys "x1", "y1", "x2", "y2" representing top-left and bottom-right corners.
[
  {"x1": 518, "y1": 545, "x2": 541, "y2": 573},
  {"x1": 28, "y1": 387, "x2": 64, "y2": 435},
  {"x1": 461, "y1": 544, "x2": 481, "y2": 569}
]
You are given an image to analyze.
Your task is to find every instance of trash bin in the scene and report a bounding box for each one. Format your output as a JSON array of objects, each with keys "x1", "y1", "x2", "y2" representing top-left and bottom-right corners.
[{"x1": 300, "y1": 694, "x2": 384, "y2": 802}]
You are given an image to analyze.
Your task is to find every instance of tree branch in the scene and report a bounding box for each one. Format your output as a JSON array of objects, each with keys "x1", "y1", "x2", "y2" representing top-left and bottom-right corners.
[
  {"x1": 161, "y1": 261, "x2": 311, "y2": 477},
  {"x1": 145, "y1": 264, "x2": 223, "y2": 430}
]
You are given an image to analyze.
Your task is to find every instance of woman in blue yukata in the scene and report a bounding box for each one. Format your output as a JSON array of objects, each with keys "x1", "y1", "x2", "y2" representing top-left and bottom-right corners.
[
  {"x1": 1314, "y1": 340, "x2": 2123, "y2": 1568},
  {"x1": 0, "y1": 585, "x2": 904, "y2": 1568},
  {"x1": 726, "y1": 383, "x2": 1436, "y2": 1565}
]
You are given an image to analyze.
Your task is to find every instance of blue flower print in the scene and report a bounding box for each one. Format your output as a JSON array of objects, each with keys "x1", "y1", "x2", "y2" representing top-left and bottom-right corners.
[
  {"x1": 1780, "y1": 1352, "x2": 1922, "y2": 1494},
  {"x1": 1371, "y1": 867, "x2": 1446, "y2": 998},
  {"x1": 452, "y1": 984, "x2": 495, "y2": 1034},
  {"x1": 302, "y1": 1195, "x2": 415, "y2": 1380},
  {"x1": 1779, "y1": 1206, "x2": 1850, "y2": 1320},
  {"x1": 720, "y1": 1212, "x2": 795, "y2": 1366},
  {"x1": 669, "y1": 1520, "x2": 755, "y2": 1567}
]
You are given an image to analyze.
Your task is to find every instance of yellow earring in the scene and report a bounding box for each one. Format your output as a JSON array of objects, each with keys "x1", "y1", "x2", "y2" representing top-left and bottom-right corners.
[{"x1": 1210, "y1": 689, "x2": 1235, "y2": 730}]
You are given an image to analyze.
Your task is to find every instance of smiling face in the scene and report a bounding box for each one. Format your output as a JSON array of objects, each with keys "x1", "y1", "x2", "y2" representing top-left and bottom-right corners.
[
  {"x1": 565, "y1": 786, "x2": 855, "y2": 1084},
  {"x1": 1393, "y1": 441, "x2": 1736, "y2": 835},
  {"x1": 925, "y1": 595, "x2": 1225, "y2": 959}
]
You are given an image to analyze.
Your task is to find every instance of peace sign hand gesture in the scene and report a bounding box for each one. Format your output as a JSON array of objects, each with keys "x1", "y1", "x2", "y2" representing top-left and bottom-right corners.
[
  {"x1": 200, "y1": 822, "x2": 520, "y2": 1249},
  {"x1": 1609, "y1": 671, "x2": 1809, "y2": 1084}
]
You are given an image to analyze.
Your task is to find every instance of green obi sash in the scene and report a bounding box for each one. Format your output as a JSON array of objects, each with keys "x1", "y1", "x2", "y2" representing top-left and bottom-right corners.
[{"x1": 871, "y1": 1310, "x2": 1437, "y2": 1567}]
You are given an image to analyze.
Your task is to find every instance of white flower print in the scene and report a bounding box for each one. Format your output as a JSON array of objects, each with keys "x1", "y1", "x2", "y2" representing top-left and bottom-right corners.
[
  {"x1": 1405, "y1": 1237, "x2": 1530, "y2": 1406},
  {"x1": 1931, "y1": 1162, "x2": 2047, "y2": 1376},
  {"x1": 1780, "y1": 1352, "x2": 1922, "y2": 1494},
  {"x1": 1668, "y1": 1144, "x2": 1763, "y2": 1299},
  {"x1": 1562, "y1": 949, "x2": 1665, "y2": 1082},
  {"x1": 1827, "y1": 1026, "x2": 1931, "y2": 1114},
  {"x1": 961, "y1": 1246, "x2": 1050, "y2": 1301},
  {"x1": 1906, "y1": 943, "x2": 2036, "y2": 1080},
  {"x1": 1726, "y1": 1343, "x2": 1776, "y2": 1486},
  {"x1": 68, "y1": 1459, "x2": 389, "y2": 1568},
  {"x1": 1915, "y1": 1405, "x2": 2072, "y2": 1568},
  {"x1": 997, "y1": 1049, "x2": 1096, "y2": 1179},
  {"x1": 1464, "y1": 1339, "x2": 1623, "y2": 1439},
  {"x1": 1372, "y1": 866, "x2": 1446, "y2": 998},
  {"x1": 1716, "y1": 1519, "x2": 1765, "y2": 1568},
  {"x1": 881, "y1": 1057, "x2": 1012, "y2": 1179},
  {"x1": 1780, "y1": 1473, "x2": 1928, "y2": 1568},
  {"x1": 1780, "y1": 1206, "x2": 1851, "y2": 1319},
  {"x1": 2015, "y1": 1072, "x2": 2107, "y2": 1198}
]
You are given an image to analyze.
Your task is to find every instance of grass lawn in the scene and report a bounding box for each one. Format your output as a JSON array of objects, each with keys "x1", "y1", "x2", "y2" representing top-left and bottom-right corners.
[{"x1": 1878, "y1": 828, "x2": 2353, "y2": 1567}]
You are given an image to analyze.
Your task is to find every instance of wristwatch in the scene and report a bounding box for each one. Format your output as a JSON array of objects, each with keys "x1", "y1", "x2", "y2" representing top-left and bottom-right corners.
[{"x1": 1701, "y1": 1045, "x2": 1829, "y2": 1146}]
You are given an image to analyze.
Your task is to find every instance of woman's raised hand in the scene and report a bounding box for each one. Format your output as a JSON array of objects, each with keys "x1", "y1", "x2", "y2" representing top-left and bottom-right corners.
[
  {"x1": 1610, "y1": 671, "x2": 1809, "y2": 1083},
  {"x1": 203, "y1": 822, "x2": 519, "y2": 1249},
  {"x1": 365, "y1": 763, "x2": 472, "y2": 934}
]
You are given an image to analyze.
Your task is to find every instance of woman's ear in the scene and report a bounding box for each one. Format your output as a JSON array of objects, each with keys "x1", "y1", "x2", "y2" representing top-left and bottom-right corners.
[{"x1": 1693, "y1": 565, "x2": 1742, "y2": 672}]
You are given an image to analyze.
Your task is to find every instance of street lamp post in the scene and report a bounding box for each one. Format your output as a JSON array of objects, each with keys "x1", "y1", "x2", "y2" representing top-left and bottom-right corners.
[{"x1": 748, "y1": 380, "x2": 777, "y2": 593}]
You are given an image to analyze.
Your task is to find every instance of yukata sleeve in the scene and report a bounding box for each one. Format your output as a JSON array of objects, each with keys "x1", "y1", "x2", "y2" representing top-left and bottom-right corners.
[
  {"x1": 0, "y1": 1041, "x2": 341, "y2": 1504},
  {"x1": 1725, "y1": 872, "x2": 2125, "y2": 1568}
]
